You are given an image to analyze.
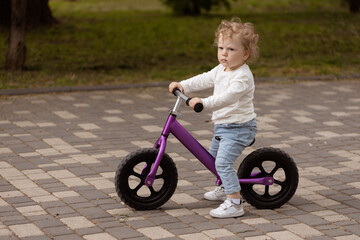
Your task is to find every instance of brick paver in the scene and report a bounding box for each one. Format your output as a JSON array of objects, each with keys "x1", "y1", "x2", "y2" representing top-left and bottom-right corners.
[{"x1": 0, "y1": 80, "x2": 360, "y2": 239}]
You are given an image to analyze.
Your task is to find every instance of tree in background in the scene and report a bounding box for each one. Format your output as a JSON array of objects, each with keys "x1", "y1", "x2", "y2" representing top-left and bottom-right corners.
[
  {"x1": 5, "y1": 0, "x2": 27, "y2": 71},
  {"x1": 162, "y1": 0, "x2": 236, "y2": 15},
  {"x1": 1, "y1": 0, "x2": 57, "y2": 71}
]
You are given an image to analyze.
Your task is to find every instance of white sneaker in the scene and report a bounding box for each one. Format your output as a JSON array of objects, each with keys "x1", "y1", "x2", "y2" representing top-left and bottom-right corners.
[
  {"x1": 204, "y1": 186, "x2": 226, "y2": 201},
  {"x1": 210, "y1": 199, "x2": 245, "y2": 218}
]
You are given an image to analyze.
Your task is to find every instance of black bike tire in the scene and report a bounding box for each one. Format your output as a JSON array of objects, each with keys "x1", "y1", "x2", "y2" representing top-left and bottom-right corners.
[
  {"x1": 115, "y1": 148, "x2": 178, "y2": 210},
  {"x1": 238, "y1": 147, "x2": 298, "y2": 209}
]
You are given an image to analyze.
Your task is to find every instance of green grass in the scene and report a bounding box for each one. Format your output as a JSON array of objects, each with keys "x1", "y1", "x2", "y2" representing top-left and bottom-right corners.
[{"x1": 0, "y1": 0, "x2": 359, "y2": 89}]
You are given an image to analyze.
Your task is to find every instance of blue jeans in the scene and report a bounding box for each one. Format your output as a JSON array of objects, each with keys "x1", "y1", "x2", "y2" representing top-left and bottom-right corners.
[{"x1": 209, "y1": 119, "x2": 257, "y2": 195}]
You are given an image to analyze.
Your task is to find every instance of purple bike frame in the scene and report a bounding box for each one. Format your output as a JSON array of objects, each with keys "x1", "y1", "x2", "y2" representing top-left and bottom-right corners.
[{"x1": 145, "y1": 114, "x2": 274, "y2": 187}]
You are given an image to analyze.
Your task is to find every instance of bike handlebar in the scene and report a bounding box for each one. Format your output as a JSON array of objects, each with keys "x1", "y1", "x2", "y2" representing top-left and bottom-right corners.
[{"x1": 172, "y1": 88, "x2": 203, "y2": 113}]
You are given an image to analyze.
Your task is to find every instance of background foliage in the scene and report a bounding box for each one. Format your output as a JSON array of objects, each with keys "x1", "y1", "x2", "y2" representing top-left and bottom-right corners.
[
  {"x1": 0, "y1": 0, "x2": 359, "y2": 89},
  {"x1": 161, "y1": 0, "x2": 234, "y2": 15}
]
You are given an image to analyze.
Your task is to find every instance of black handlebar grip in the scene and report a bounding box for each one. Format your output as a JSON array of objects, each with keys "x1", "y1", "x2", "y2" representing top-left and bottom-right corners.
[
  {"x1": 194, "y1": 103, "x2": 204, "y2": 113},
  {"x1": 173, "y1": 87, "x2": 181, "y2": 96},
  {"x1": 186, "y1": 98, "x2": 203, "y2": 112}
]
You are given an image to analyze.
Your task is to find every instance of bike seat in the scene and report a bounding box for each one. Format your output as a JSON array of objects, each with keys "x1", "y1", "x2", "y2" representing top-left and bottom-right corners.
[{"x1": 248, "y1": 138, "x2": 255, "y2": 147}]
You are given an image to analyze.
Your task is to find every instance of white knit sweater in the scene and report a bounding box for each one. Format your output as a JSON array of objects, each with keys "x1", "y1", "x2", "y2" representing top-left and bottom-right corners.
[{"x1": 180, "y1": 64, "x2": 256, "y2": 125}]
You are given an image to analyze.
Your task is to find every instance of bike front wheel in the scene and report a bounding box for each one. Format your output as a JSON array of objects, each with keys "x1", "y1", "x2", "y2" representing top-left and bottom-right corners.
[
  {"x1": 238, "y1": 147, "x2": 298, "y2": 209},
  {"x1": 115, "y1": 148, "x2": 178, "y2": 210}
]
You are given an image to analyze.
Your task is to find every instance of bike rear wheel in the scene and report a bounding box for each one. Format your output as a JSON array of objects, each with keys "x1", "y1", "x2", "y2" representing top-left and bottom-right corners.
[
  {"x1": 238, "y1": 147, "x2": 298, "y2": 209},
  {"x1": 115, "y1": 148, "x2": 178, "y2": 210}
]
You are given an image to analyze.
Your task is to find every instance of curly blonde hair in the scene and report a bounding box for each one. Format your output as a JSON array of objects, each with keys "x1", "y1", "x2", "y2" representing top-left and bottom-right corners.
[{"x1": 215, "y1": 17, "x2": 259, "y2": 64}]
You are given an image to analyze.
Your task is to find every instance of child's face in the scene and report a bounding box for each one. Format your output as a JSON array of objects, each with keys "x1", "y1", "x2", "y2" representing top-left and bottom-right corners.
[{"x1": 217, "y1": 34, "x2": 249, "y2": 71}]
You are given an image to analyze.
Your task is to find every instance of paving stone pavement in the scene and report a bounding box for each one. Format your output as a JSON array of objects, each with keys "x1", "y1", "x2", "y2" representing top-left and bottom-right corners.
[{"x1": 0, "y1": 80, "x2": 360, "y2": 240}]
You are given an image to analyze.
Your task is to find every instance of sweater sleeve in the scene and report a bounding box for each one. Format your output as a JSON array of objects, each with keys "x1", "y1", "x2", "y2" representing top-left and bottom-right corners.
[
  {"x1": 179, "y1": 65, "x2": 219, "y2": 94},
  {"x1": 201, "y1": 73, "x2": 251, "y2": 111}
]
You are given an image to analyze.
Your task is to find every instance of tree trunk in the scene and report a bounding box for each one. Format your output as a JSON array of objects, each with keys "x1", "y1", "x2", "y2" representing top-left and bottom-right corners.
[{"x1": 5, "y1": 0, "x2": 27, "y2": 71}]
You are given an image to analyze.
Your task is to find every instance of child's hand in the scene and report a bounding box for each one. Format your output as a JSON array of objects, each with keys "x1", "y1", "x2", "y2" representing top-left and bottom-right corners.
[
  {"x1": 169, "y1": 82, "x2": 183, "y2": 94},
  {"x1": 189, "y1": 97, "x2": 203, "y2": 110}
]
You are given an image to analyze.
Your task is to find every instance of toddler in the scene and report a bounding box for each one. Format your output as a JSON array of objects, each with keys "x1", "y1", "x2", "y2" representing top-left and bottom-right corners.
[{"x1": 169, "y1": 17, "x2": 259, "y2": 218}]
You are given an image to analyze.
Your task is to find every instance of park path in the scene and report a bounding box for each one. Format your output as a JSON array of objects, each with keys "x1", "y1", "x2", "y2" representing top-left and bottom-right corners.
[{"x1": 0, "y1": 80, "x2": 359, "y2": 239}]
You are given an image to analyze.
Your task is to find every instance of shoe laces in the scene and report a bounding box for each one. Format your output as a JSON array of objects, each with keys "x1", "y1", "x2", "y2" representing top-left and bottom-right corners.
[{"x1": 214, "y1": 186, "x2": 224, "y2": 193}]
